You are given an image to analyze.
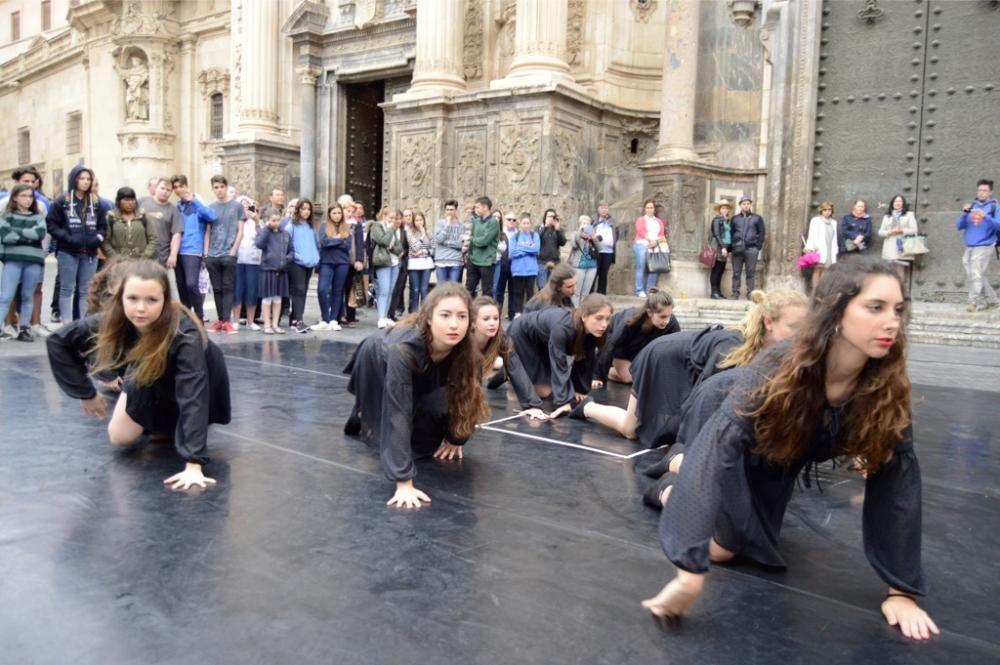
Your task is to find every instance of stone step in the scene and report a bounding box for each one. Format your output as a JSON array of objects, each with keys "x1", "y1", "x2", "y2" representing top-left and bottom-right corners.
[{"x1": 607, "y1": 296, "x2": 1000, "y2": 349}]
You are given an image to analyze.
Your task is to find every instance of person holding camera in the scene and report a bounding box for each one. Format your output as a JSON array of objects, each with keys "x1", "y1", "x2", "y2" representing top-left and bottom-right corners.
[
  {"x1": 536, "y1": 208, "x2": 567, "y2": 289},
  {"x1": 956, "y1": 178, "x2": 1000, "y2": 312}
]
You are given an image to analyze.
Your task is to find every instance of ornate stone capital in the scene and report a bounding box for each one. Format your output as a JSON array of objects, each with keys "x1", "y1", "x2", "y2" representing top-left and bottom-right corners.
[{"x1": 296, "y1": 65, "x2": 323, "y2": 86}]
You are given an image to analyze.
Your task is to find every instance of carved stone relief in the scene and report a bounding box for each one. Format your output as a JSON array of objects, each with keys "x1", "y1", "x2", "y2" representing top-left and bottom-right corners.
[
  {"x1": 552, "y1": 127, "x2": 578, "y2": 187},
  {"x1": 230, "y1": 161, "x2": 254, "y2": 196},
  {"x1": 495, "y1": 0, "x2": 517, "y2": 79},
  {"x1": 399, "y1": 133, "x2": 435, "y2": 206},
  {"x1": 198, "y1": 68, "x2": 231, "y2": 97},
  {"x1": 629, "y1": 0, "x2": 658, "y2": 23},
  {"x1": 566, "y1": 0, "x2": 585, "y2": 66},
  {"x1": 463, "y1": 0, "x2": 483, "y2": 80},
  {"x1": 112, "y1": 0, "x2": 169, "y2": 38},
  {"x1": 455, "y1": 132, "x2": 486, "y2": 200},
  {"x1": 498, "y1": 124, "x2": 541, "y2": 193}
]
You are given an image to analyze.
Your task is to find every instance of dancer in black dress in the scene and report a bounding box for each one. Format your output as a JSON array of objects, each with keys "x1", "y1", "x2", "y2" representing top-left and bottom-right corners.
[
  {"x1": 572, "y1": 288, "x2": 807, "y2": 447},
  {"x1": 522, "y1": 262, "x2": 576, "y2": 313},
  {"x1": 507, "y1": 293, "x2": 612, "y2": 416},
  {"x1": 470, "y1": 296, "x2": 548, "y2": 419},
  {"x1": 47, "y1": 260, "x2": 231, "y2": 490},
  {"x1": 343, "y1": 282, "x2": 488, "y2": 508},
  {"x1": 642, "y1": 257, "x2": 939, "y2": 641},
  {"x1": 592, "y1": 289, "x2": 680, "y2": 387}
]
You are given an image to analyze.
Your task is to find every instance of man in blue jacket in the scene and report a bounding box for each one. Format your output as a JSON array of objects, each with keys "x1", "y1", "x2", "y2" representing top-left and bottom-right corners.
[
  {"x1": 171, "y1": 174, "x2": 217, "y2": 322},
  {"x1": 956, "y1": 178, "x2": 1000, "y2": 312}
]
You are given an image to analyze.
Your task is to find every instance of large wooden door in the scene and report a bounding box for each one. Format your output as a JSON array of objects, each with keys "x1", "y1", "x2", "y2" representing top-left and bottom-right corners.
[
  {"x1": 813, "y1": 0, "x2": 1000, "y2": 301},
  {"x1": 343, "y1": 80, "x2": 385, "y2": 216}
]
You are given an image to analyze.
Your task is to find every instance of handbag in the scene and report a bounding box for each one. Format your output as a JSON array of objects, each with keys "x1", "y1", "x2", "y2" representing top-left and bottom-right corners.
[
  {"x1": 901, "y1": 234, "x2": 929, "y2": 256},
  {"x1": 647, "y1": 249, "x2": 671, "y2": 274},
  {"x1": 698, "y1": 243, "x2": 717, "y2": 268}
]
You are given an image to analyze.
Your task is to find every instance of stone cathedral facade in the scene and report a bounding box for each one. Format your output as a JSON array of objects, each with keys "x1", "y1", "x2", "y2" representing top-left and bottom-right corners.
[{"x1": 2, "y1": 0, "x2": 997, "y2": 299}]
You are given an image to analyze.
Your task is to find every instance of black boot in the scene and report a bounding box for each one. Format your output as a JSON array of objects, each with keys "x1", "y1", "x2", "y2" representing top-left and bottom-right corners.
[
  {"x1": 344, "y1": 405, "x2": 361, "y2": 437},
  {"x1": 486, "y1": 369, "x2": 507, "y2": 390},
  {"x1": 710, "y1": 292, "x2": 722, "y2": 300},
  {"x1": 641, "y1": 473, "x2": 676, "y2": 510}
]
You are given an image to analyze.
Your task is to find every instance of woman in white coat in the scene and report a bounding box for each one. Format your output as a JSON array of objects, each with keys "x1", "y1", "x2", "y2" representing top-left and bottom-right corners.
[
  {"x1": 804, "y1": 201, "x2": 839, "y2": 292},
  {"x1": 878, "y1": 195, "x2": 918, "y2": 282}
]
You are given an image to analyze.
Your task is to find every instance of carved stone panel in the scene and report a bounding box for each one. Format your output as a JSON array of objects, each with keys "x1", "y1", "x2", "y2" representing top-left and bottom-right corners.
[
  {"x1": 463, "y1": 0, "x2": 484, "y2": 80},
  {"x1": 397, "y1": 132, "x2": 436, "y2": 213},
  {"x1": 454, "y1": 129, "x2": 487, "y2": 201},
  {"x1": 566, "y1": 0, "x2": 585, "y2": 66}
]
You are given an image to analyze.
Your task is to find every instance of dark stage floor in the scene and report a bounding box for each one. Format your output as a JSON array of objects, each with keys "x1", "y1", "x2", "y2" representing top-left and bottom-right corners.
[{"x1": 1, "y1": 338, "x2": 997, "y2": 665}]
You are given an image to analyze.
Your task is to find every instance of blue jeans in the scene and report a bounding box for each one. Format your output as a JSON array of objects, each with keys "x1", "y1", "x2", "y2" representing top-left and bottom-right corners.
[
  {"x1": 57, "y1": 252, "x2": 98, "y2": 321},
  {"x1": 493, "y1": 261, "x2": 511, "y2": 309},
  {"x1": 632, "y1": 244, "x2": 657, "y2": 294},
  {"x1": 408, "y1": 269, "x2": 431, "y2": 312},
  {"x1": 435, "y1": 265, "x2": 462, "y2": 283},
  {"x1": 375, "y1": 264, "x2": 400, "y2": 321},
  {"x1": 536, "y1": 262, "x2": 551, "y2": 290},
  {"x1": 0, "y1": 260, "x2": 43, "y2": 327},
  {"x1": 318, "y1": 263, "x2": 350, "y2": 322}
]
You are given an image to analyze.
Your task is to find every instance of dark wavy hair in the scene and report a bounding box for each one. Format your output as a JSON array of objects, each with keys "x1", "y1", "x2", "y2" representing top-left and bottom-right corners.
[
  {"x1": 571, "y1": 293, "x2": 612, "y2": 360},
  {"x1": 396, "y1": 282, "x2": 488, "y2": 440},
  {"x1": 626, "y1": 288, "x2": 674, "y2": 334},
  {"x1": 748, "y1": 256, "x2": 911, "y2": 476},
  {"x1": 885, "y1": 194, "x2": 909, "y2": 216},
  {"x1": 293, "y1": 198, "x2": 314, "y2": 225},
  {"x1": 527, "y1": 263, "x2": 576, "y2": 310}
]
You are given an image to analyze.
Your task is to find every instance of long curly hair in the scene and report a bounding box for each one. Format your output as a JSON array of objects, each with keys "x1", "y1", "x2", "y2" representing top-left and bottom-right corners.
[
  {"x1": 718, "y1": 288, "x2": 809, "y2": 369},
  {"x1": 527, "y1": 263, "x2": 576, "y2": 309},
  {"x1": 91, "y1": 260, "x2": 204, "y2": 388},
  {"x1": 748, "y1": 257, "x2": 911, "y2": 475},
  {"x1": 471, "y1": 296, "x2": 511, "y2": 377},
  {"x1": 396, "y1": 282, "x2": 488, "y2": 440}
]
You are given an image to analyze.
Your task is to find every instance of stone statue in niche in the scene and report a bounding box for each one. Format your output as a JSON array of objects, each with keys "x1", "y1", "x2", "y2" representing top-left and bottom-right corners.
[{"x1": 123, "y1": 55, "x2": 150, "y2": 121}]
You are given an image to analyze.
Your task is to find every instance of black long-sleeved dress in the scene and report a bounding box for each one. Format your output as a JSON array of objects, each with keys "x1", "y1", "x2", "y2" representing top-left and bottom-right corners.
[
  {"x1": 46, "y1": 313, "x2": 231, "y2": 465},
  {"x1": 495, "y1": 333, "x2": 544, "y2": 410},
  {"x1": 629, "y1": 326, "x2": 743, "y2": 448},
  {"x1": 594, "y1": 307, "x2": 681, "y2": 382},
  {"x1": 660, "y1": 344, "x2": 927, "y2": 595},
  {"x1": 507, "y1": 308, "x2": 600, "y2": 408},
  {"x1": 344, "y1": 324, "x2": 465, "y2": 482}
]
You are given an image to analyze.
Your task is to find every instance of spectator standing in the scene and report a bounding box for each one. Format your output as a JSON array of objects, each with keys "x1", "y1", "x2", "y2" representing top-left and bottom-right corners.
[
  {"x1": 1, "y1": 167, "x2": 52, "y2": 339},
  {"x1": 729, "y1": 195, "x2": 766, "y2": 299},
  {"x1": 593, "y1": 200, "x2": 619, "y2": 295},
  {"x1": 804, "y1": 202, "x2": 839, "y2": 293},
  {"x1": 370, "y1": 206, "x2": 405, "y2": 329},
  {"x1": 405, "y1": 210, "x2": 434, "y2": 313},
  {"x1": 839, "y1": 199, "x2": 873, "y2": 257},
  {"x1": 708, "y1": 200, "x2": 733, "y2": 300},
  {"x1": 260, "y1": 188, "x2": 286, "y2": 221},
  {"x1": 508, "y1": 212, "x2": 540, "y2": 319},
  {"x1": 877, "y1": 195, "x2": 918, "y2": 282},
  {"x1": 466, "y1": 196, "x2": 499, "y2": 297},
  {"x1": 0, "y1": 184, "x2": 47, "y2": 341},
  {"x1": 313, "y1": 203, "x2": 352, "y2": 331},
  {"x1": 287, "y1": 199, "x2": 320, "y2": 333},
  {"x1": 46, "y1": 165, "x2": 107, "y2": 323},
  {"x1": 434, "y1": 199, "x2": 465, "y2": 283},
  {"x1": 256, "y1": 213, "x2": 292, "y2": 334},
  {"x1": 206, "y1": 175, "x2": 245, "y2": 333},
  {"x1": 138, "y1": 178, "x2": 183, "y2": 267},
  {"x1": 102, "y1": 187, "x2": 159, "y2": 260},
  {"x1": 956, "y1": 178, "x2": 1000, "y2": 312},
  {"x1": 493, "y1": 211, "x2": 517, "y2": 315},
  {"x1": 536, "y1": 208, "x2": 566, "y2": 289},
  {"x1": 569, "y1": 217, "x2": 599, "y2": 305},
  {"x1": 390, "y1": 208, "x2": 413, "y2": 318},
  {"x1": 632, "y1": 198, "x2": 666, "y2": 297},
  {"x1": 234, "y1": 199, "x2": 263, "y2": 330},
  {"x1": 171, "y1": 174, "x2": 217, "y2": 322}
]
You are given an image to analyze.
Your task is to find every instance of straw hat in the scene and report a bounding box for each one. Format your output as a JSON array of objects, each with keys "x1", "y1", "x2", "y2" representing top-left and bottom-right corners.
[{"x1": 713, "y1": 200, "x2": 733, "y2": 214}]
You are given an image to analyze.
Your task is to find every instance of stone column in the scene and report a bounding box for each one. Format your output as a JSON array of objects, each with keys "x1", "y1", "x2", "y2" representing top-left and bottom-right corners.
[
  {"x1": 649, "y1": 0, "x2": 701, "y2": 163},
  {"x1": 396, "y1": 0, "x2": 466, "y2": 99},
  {"x1": 298, "y1": 66, "x2": 321, "y2": 200},
  {"x1": 492, "y1": 0, "x2": 574, "y2": 88},
  {"x1": 239, "y1": 0, "x2": 279, "y2": 130}
]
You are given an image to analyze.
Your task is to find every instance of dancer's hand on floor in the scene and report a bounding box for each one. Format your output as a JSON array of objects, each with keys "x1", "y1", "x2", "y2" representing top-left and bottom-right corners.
[
  {"x1": 641, "y1": 571, "x2": 705, "y2": 619},
  {"x1": 520, "y1": 408, "x2": 549, "y2": 421},
  {"x1": 433, "y1": 441, "x2": 464, "y2": 461},
  {"x1": 574, "y1": 392, "x2": 588, "y2": 403},
  {"x1": 388, "y1": 480, "x2": 431, "y2": 509},
  {"x1": 549, "y1": 404, "x2": 573, "y2": 419},
  {"x1": 881, "y1": 593, "x2": 940, "y2": 640},
  {"x1": 163, "y1": 463, "x2": 217, "y2": 491},
  {"x1": 591, "y1": 379, "x2": 604, "y2": 389},
  {"x1": 81, "y1": 396, "x2": 108, "y2": 418}
]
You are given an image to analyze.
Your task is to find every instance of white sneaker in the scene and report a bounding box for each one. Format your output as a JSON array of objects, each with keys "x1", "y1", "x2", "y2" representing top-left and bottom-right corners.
[
  {"x1": 637, "y1": 291, "x2": 646, "y2": 298},
  {"x1": 250, "y1": 323, "x2": 262, "y2": 331},
  {"x1": 2, "y1": 324, "x2": 16, "y2": 337},
  {"x1": 328, "y1": 321, "x2": 342, "y2": 331},
  {"x1": 310, "y1": 321, "x2": 331, "y2": 332},
  {"x1": 385, "y1": 318, "x2": 396, "y2": 328},
  {"x1": 31, "y1": 323, "x2": 52, "y2": 338},
  {"x1": 377, "y1": 318, "x2": 387, "y2": 329}
]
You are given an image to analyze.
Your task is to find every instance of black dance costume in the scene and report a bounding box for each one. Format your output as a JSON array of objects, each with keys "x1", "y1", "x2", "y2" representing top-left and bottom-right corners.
[
  {"x1": 344, "y1": 324, "x2": 465, "y2": 481},
  {"x1": 493, "y1": 332, "x2": 545, "y2": 410},
  {"x1": 660, "y1": 343, "x2": 926, "y2": 595},
  {"x1": 628, "y1": 326, "x2": 743, "y2": 448},
  {"x1": 594, "y1": 307, "x2": 681, "y2": 383},
  {"x1": 507, "y1": 308, "x2": 600, "y2": 408},
  {"x1": 46, "y1": 313, "x2": 232, "y2": 465}
]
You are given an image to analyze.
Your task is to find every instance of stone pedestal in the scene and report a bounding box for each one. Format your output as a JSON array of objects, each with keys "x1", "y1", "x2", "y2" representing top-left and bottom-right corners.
[{"x1": 220, "y1": 140, "x2": 300, "y2": 203}]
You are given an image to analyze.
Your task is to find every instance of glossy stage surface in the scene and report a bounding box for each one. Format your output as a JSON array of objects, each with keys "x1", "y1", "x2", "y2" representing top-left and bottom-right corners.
[{"x1": 1, "y1": 338, "x2": 997, "y2": 665}]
